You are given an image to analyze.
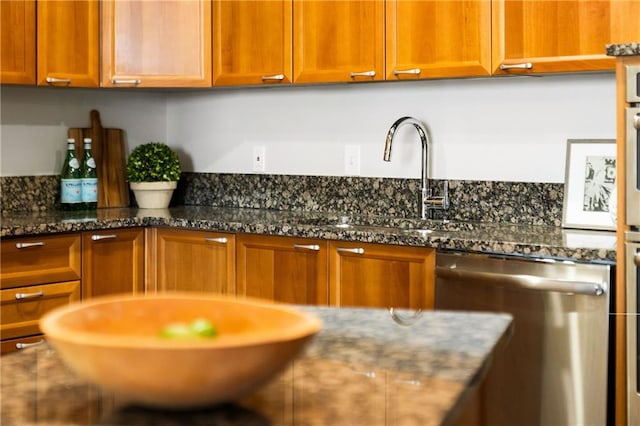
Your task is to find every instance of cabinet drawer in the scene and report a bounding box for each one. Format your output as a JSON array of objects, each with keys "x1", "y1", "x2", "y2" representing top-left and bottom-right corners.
[
  {"x1": 1, "y1": 234, "x2": 81, "y2": 289},
  {"x1": 1, "y1": 334, "x2": 46, "y2": 355},
  {"x1": 0, "y1": 281, "x2": 81, "y2": 340}
]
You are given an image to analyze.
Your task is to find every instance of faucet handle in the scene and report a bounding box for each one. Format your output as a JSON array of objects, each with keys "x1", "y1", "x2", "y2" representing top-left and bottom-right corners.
[{"x1": 424, "y1": 181, "x2": 450, "y2": 211}]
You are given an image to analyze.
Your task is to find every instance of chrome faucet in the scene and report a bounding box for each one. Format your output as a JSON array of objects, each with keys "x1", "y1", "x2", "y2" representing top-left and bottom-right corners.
[{"x1": 383, "y1": 116, "x2": 449, "y2": 219}]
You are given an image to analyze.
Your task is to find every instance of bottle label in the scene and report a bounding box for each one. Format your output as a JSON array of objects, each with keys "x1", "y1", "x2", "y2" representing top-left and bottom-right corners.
[
  {"x1": 69, "y1": 158, "x2": 80, "y2": 169},
  {"x1": 86, "y1": 157, "x2": 96, "y2": 168},
  {"x1": 61, "y1": 179, "x2": 82, "y2": 203},
  {"x1": 81, "y1": 178, "x2": 98, "y2": 202}
]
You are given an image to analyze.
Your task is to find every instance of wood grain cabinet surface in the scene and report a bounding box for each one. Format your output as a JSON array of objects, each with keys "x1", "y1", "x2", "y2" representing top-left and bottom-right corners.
[
  {"x1": 37, "y1": 0, "x2": 99, "y2": 87},
  {"x1": 236, "y1": 234, "x2": 329, "y2": 305},
  {"x1": 101, "y1": 0, "x2": 212, "y2": 88},
  {"x1": 213, "y1": 0, "x2": 292, "y2": 86},
  {"x1": 293, "y1": 0, "x2": 385, "y2": 84},
  {"x1": 492, "y1": 0, "x2": 640, "y2": 75},
  {"x1": 149, "y1": 228, "x2": 236, "y2": 294},
  {"x1": 0, "y1": 233, "x2": 82, "y2": 355},
  {"x1": 82, "y1": 228, "x2": 144, "y2": 298},
  {"x1": 0, "y1": 0, "x2": 35, "y2": 85},
  {"x1": 329, "y1": 241, "x2": 435, "y2": 310},
  {"x1": 386, "y1": 0, "x2": 492, "y2": 80}
]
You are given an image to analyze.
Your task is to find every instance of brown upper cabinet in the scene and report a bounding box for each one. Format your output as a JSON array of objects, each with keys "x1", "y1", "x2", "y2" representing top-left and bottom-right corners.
[
  {"x1": 101, "y1": 0, "x2": 212, "y2": 88},
  {"x1": 386, "y1": 0, "x2": 492, "y2": 80},
  {"x1": 37, "y1": 1, "x2": 99, "y2": 88},
  {"x1": 213, "y1": 0, "x2": 292, "y2": 86},
  {"x1": 493, "y1": 0, "x2": 640, "y2": 75},
  {"x1": 0, "y1": 0, "x2": 35, "y2": 85},
  {"x1": 293, "y1": 0, "x2": 385, "y2": 84}
]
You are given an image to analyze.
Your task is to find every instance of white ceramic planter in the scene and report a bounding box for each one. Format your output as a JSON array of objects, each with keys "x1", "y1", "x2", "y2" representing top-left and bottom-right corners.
[{"x1": 130, "y1": 181, "x2": 177, "y2": 209}]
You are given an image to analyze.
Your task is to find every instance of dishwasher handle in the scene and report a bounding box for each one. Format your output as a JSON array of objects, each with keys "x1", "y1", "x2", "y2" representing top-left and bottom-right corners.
[{"x1": 436, "y1": 266, "x2": 607, "y2": 296}]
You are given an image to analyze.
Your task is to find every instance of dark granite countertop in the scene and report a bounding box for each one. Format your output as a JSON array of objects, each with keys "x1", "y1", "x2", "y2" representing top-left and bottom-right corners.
[
  {"x1": 606, "y1": 42, "x2": 640, "y2": 57},
  {"x1": 0, "y1": 306, "x2": 513, "y2": 426},
  {"x1": 0, "y1": 206, "x2": 616, "y2": 263}
]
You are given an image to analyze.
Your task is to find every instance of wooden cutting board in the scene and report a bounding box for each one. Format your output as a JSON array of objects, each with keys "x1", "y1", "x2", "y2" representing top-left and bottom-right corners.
[{"x1": 67, "y1": 110, "x2": 129, "y2": 208}]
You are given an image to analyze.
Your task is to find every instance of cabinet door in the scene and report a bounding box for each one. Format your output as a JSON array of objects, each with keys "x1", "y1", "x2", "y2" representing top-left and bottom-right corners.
[
  {"x1": 0, "y1": 0, "x2": 35, "y2": 85},
  {"x1": 151, "y1": 228, "x2": 235, "y2": 294},
  {"x1": 386, "y1": 0, "x2": 491, "y2": 79},
  {"x1": 1, "y1": 281, "x2": 81, "y2": 340},
  {"x1": 82, "y1": 228, "x2": 144, "y2": 298},
  {"x1": 0, "y1": 234, "x2": 81, "y2": 289},
  {"x1": 293, "y1": 0, "x2": 384, "y2": 83},
  {"x1": 36, "y1": 0, "x2": 99, "y2": 87},
  {"x1": 493, "y1": 0, "x2": 640, "y2": 75},
  {"x1": 329, "y1": 242, "x2": 435, "y2": 309},
  {"x1": 213, "y1": 0, "x2": 292, "y2": 86},
  {"x1": 101, "y1": 0, "x2": 212, "y2": 88},
  {"x1": 236, "y1": 234, "x2": 329, "y2": 305}
]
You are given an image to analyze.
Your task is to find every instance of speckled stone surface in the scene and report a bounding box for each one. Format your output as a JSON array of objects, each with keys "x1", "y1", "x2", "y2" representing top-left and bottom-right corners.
[
  {"x1": 606, "y1": 42, "x2": 640, "y2": 57},
  {"x1": 0, "y1": 206, "x2": 616, "y2": 262},
  {"x1": 0, "y1": 307, "x2": 513, "y2": 426},
  {"x1": 1, "y1": 174, "x2": 564, "y2": 226}
]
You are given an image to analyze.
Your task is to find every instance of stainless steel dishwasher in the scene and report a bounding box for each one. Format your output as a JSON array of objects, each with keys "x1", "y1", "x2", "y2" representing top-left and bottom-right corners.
[{"x1": 435, "y1": 251, "x2": 614, "y2": 426}]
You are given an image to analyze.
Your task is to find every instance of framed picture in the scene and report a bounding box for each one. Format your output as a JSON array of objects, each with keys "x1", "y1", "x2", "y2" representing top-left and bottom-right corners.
[{"x1": 562, "y1": 139, "x2": 617, "y2": 230}]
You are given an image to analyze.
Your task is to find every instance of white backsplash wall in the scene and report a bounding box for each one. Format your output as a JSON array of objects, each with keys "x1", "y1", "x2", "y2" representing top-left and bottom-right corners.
[
  {"x1": 1, "y1": 72, "x2": 616, "y2": 183},
  {"x1": 167, "y1": 72, "x2": 616, "y2": 183},
  {"x1": 0, "y1": 86, "x2": 167, "y2": 176}
]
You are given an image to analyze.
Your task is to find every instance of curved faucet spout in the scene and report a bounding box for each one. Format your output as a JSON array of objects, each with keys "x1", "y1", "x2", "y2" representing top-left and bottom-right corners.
[{"x1": 383, "y1": 116, "x2": 448, "y2": 219}]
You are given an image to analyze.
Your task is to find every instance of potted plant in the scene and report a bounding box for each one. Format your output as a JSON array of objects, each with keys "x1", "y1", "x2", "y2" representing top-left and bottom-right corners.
[{"x1": 126, "y1": 142, "x2": 182, "y2": 209}]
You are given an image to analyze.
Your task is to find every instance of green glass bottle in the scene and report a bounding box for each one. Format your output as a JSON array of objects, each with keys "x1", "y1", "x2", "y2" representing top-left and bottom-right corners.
[
  {"x1": 60, "y1": 138, "x2": 82, "y2": 211},
  {"x1": 81, "y1": 138, "x2": 98, "y2": 209}
]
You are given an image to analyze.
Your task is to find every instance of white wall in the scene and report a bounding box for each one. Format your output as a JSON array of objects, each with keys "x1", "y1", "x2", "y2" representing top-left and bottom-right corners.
[
  {"x1": 0, "y1": 86, "x2": 167, "y2": 176},
  {"x1": 1, "y1": 72, "x2": 617, "y2": 182}
]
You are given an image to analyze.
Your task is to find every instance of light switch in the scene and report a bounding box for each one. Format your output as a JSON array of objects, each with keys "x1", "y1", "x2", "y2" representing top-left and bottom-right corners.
[
  {"x1": 345, "y1": 145, "x2": 361, "y2": 176},
  {"x1": 253, "y1": 146, "x2": 266, "y2": 172}
]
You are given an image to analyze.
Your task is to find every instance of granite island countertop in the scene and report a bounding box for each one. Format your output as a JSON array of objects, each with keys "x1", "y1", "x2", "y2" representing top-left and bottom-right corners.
[
  {"x1": 0, "y1": 206, "x2": 616, "y2": 263},
  {"x1": 0, "y1": 306, "x2": 513, "y2": 426}
]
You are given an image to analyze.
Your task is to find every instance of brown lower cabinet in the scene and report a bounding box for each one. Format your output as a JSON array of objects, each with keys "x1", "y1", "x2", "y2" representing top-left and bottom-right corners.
[
  {"x1": 329, "y1": 241, "x2": 435, "y2": 309},
  {"x1": 149, "y1": 228, "x2": 235, "y2": 294},
  {"x1": 82, "y1": 228, "x2": 144, "y2": 298},
  {"x1": 236, "y1": 234, "x2": 329, "y2": 305}
]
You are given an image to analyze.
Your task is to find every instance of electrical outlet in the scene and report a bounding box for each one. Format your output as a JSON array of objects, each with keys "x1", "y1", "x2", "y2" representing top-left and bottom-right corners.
[
  {"x1": 253, "y1": 146, "x2": 266, "y2": 172},
  {"x1": 344, "y1": 145, "x2": 361, "y2": 175}
]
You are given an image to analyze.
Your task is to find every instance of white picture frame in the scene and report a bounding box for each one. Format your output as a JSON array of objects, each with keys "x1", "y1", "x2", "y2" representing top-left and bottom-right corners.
[{"x1": 562, "y1": 139, "x2": 616, "y2": 231}]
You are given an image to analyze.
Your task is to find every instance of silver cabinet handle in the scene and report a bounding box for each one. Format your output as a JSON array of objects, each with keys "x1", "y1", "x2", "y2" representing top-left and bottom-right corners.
[
  {"x1": 261, "y1": 74, "x2": 284, "y2": 81},
  {"x1": 205, "y1": 237, "x2": 228, "y2": 244},
  {"x1": 336, "y1": 247, "x2": 365, "y2": 255},
  {"x1": 499, "y1": 63, "x2": 533, "y2": 70},
  {"x1": 15, "y1": 291, "x2": 44, "y2": 300},
  {"x1": 45, "y1": 77, "x2": 72, "y2": 84},
  {"x1": 293, "y1": 244, "x2": 320, "y2": 251},
  {"x1": 350, "y1": 70, "x2": 376, "y2": 78},
  {"x1": 91, "y1": 234, "x2": 117, "y2": 241},
  {"x1": 16, "y1": 340, "x2": 45, "y2": 350},
  {"x1": 15, "y1": 242, "x2": 45, "y2": 249},
  {"x1": 111, "y1": 79, "x2": 141, "y2": 85},
  {"x1": 393, "y1": 68, "x2": 421, "y2": 75},
  {"x1": 633, "y1": 113, "x2": 640, "y2": 130},
  {"x1": 634, "y1": 251, "x2": 640, "y2": 267}
]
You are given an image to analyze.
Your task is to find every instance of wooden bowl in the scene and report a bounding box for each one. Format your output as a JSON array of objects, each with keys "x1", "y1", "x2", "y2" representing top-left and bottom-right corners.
[{"x1": 40, "y1": 293, "x2": 321, "y2": 408}]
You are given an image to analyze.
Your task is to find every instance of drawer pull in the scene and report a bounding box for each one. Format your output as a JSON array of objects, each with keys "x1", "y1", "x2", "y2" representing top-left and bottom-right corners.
[
  {"x1": 350, "y1": 70, "x2": 376, "y2": 78},
  {"x1": 15, "y1": 242, "x2": 45, "y2": 249},
  {"x1": 91, "y1": 234, "x2": 117, "y2": 241},
  {"x1": 15, "y1": 291, "x2": 45, "y2": 300},
  {"x1": 111, "y1": 79, "x2": 141, "y2": 85},
  {"x1": 293, "y1": 244, "x2": 320, "y2": 251},
  {"x1": 45, "y1": 77, "x2": 72, "y2": 84},
  {"x1": 205, "y1": 237, "x2": 228, "y2": 244},
  {"x1": 336, "y1": 247, "x2": 365, "y2": 255},
  {"x1": 261, "y1": 74, "x2": 284, "y2": 81},
  {"x1": 393, "y1": 68, "x2": 421, "y2": 76},
  {"x1": 499, "y1": 63, "x2": 533, "y2": 71},
  {"x1": 16, "y1": 340, "x2": 45, "y2": 350}
]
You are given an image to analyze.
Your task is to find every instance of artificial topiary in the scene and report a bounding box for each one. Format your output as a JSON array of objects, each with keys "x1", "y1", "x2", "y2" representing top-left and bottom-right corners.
[{"x1": 126, "y1": 142, "x2": 182, "y2": 182}]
